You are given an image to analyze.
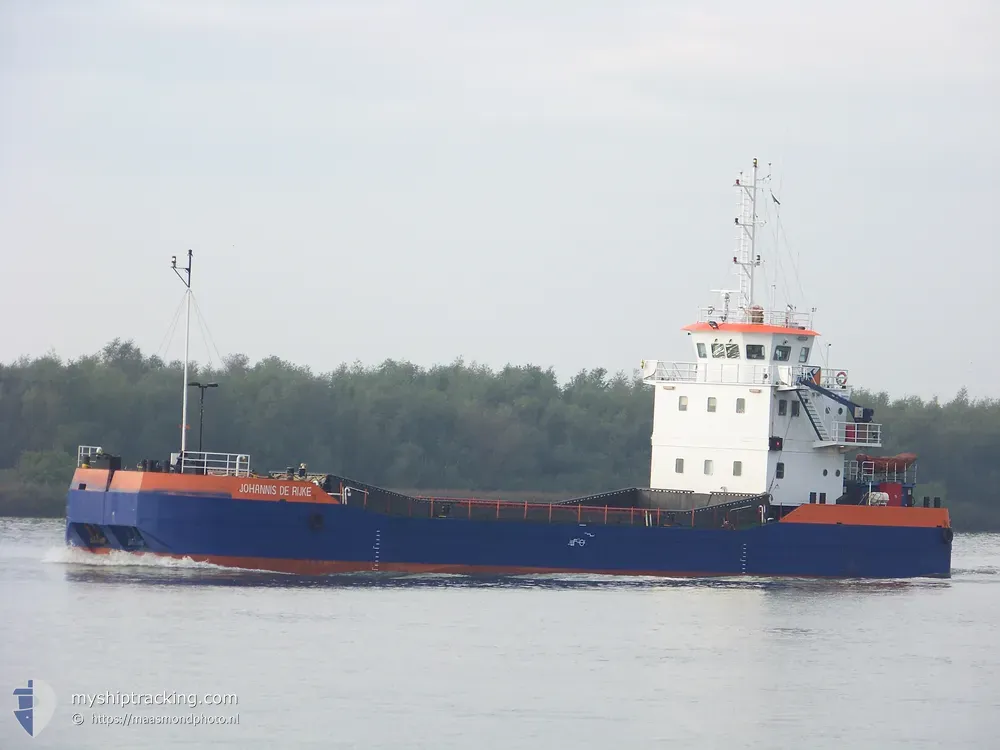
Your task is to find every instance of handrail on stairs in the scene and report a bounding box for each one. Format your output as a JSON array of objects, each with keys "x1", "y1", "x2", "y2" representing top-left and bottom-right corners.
[
  {"x1": 797, "y1": 370, "x2": 875, "y2": 423},
  {"x1": 795, "y1": 390, "x2": 829, "y2": 442}
]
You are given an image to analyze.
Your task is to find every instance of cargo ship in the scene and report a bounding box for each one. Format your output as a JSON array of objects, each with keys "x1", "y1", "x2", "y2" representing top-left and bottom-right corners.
[{"x1": 65, "y1": 159, "x2": 952, "y2": 578}]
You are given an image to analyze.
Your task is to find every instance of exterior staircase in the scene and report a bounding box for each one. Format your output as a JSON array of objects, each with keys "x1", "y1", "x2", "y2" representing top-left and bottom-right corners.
[
  {"x1": 796, "y1": 389, "x2": 882, "y2": 448},
  {"x1": 797, "y1": 391, "x2": 832, "y2": 442}
]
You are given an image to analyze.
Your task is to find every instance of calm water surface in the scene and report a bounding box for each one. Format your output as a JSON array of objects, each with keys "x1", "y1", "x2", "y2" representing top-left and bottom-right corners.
[{"x1": 1, "y1": 518, "x2": 997, "y2": 749}]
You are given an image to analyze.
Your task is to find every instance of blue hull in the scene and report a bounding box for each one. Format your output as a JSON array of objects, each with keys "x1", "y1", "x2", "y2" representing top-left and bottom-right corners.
[{"x1": 65, "y1": 489, "x2": 952, "y2": 578}]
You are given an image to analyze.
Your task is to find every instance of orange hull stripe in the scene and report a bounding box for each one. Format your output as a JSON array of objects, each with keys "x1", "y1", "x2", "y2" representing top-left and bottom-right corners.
[
  {"x1": 77, "y1": 548, "x2": 731, "y2": 577},
  {"x1": 682, "y1": 322, "x2": 819, "y2": 336},
  {"x1": 780, "y1": 505, "x2": 950, "y2": 528},
  {"x1": 73, "y1": 549, "x2": 947, "y2": 579}
]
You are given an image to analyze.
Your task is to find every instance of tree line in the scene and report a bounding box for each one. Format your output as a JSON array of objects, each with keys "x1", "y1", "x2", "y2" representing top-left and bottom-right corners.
[{"x1": 1, "y1": 339, "x2": 997, "y2": 530}]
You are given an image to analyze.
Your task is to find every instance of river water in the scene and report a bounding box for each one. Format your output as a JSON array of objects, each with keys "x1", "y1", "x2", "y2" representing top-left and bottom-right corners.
[{"x1": 1, "y1": 518, "x2": 997, "y2": 749}]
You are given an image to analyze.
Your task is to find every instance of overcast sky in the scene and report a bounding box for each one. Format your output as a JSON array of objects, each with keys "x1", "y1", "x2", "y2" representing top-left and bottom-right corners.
[{"x1": 2, "y1": 0, "x2": 997, "y2": 399}]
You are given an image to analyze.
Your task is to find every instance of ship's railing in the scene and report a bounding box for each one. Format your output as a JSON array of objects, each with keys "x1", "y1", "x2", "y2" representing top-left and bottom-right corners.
[
  {"x1": 341, "y1": 485, "x2": 370, "y2": 504},
  {"x1": 177, "y1": 451, "x2": 251, "y2": 477},
  {"x1": 642, "y1": 361, "x2": 850, "y2": 390},
  {"x1": 847, "y1": 459, "x2": 917, "y2": 484},
  {"x1": 801, "y1": 367, "x2": 851, "y2": 390},
  {"x1": 77, "y1": 445, "x2": 103, "y2": 467},
  {"x1": 830, "y1": 421, "x2": 882, "y2": 447},
  {"x1": 696, "y1": 306, "x2": 814, "y2": 329},
  {"x1": 645, "y1": 361, "x2": 701, "y2": 382},
  {"x1": 340, "y1": 490, "x2": 766, "y2": 530}
]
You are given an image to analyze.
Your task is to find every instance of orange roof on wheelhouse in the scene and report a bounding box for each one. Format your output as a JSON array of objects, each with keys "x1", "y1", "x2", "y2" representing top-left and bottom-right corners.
[{"x1": 682, "y1": 322, "x2": 820, "y2": 336}]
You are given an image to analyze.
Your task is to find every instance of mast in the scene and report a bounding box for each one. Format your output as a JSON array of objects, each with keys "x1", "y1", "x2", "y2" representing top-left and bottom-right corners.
[
  {"x1": 171, "y1": 250, "x2": 193, "y2": 455},
  {"x1": 733, "y1": 158, "x2": 763, "y2": 317},
  {"x1": 749, "y1": 157, "x2": 758, "y2": 306}
]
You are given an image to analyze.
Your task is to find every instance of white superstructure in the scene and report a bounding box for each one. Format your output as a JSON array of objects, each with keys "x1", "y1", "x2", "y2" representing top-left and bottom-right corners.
[{"x1": 642, "y1": 159, "x2": 882, "y2": 508}]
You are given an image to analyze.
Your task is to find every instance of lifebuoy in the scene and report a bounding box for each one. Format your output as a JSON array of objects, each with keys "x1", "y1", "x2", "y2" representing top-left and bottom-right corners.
[
  {"x1": 835, "y1": 371, "x2": 848, "y2": 386},
  {"x1": 942, "y1": 527, "x2": 953, "y2": 544}
]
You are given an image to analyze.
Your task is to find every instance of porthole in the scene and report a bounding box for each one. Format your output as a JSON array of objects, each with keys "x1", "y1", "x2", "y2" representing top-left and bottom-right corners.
[{"x1": 823, "y1": 469, "x2": 828, "y2": 476}]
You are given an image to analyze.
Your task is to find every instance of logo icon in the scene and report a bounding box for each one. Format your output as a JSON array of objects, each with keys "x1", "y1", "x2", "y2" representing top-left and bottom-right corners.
[{"x1": 12, "y1": 680, "x2": 57, "y2": 738}]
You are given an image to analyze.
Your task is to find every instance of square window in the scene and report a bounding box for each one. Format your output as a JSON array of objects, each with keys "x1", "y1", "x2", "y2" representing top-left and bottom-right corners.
[
  {"x1": 707, "y1": 397, "x2": 717, "y2": 413},
  {"x1": 809, "y1": 492, "x2": 817, "y2": 504},
  {"x1": 798, "y1": 346, "x2": 811, "y2": 363},
  {"x1": 791, "y1": 401, "x2": 800, "y2": 417},
  {"x1": 704, "y1": 459, "x2": 714, "y2": 475},
  {"x1": 733, "y1": 460, "x2": 742, "y2": 477},
  {"x1": 678, "y1": 395, "x2": 688, "y2": 411},
  {"x1": 696, "y1": 343, "x2": 707, "y2": 358},
  {"x1": 778, "y1": 399, "x2": 788, "y2": 416},
  {"x1": 725, "y1": 343, "x2": 740, "y2": 359},
  {"x1": 675, "y1": 458, "x2": 684, "y2": 473},
  {"x1": 776, "y1": 462, "x2": 785, "y2": 479},
  {"x1": 746, "y1": 344, "x2": 765, "y2": 360},
  {"x1": 711, "y1": 342, "x2": 726, "y2": 358},
  {"x1": 773, "y1": 345, "x2": 791, "y2": 362},
  {"x1": 819, "y1": 492, "x2": 827, "y2": 505},
  {"x1": 736, "y1": 398, "x2": 746, "y2": 414}
]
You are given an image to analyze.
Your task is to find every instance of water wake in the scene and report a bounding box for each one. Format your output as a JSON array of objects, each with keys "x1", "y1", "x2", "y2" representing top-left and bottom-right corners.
[{"x1": 41, "y1": 545, "x2": 226, "y2": 571}]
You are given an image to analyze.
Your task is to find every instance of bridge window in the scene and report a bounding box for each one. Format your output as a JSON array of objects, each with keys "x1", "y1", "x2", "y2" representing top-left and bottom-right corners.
[
  {"x1": 704, "y1": 459, "x2": 714, "y2": 475},
  {"x1": 746, "y1": 344, "x2": 765, "y2": 360},
  {"x1": 697, "y1": 343, "x2": 707, "y2": 358},
  {"x1": 733, "y1": 460, "x2": 742, "y2": 476},
  {"x1": 707, "y1": 397, "x2": 717, "y2": 413},
  {"x1": 776, "y1": 462, "x2": 785, "y2": 479},
  {"x1": 736, "y1": 398, "x2": 746, "y2": 414},
  {"x1": 798, "y1": 346, "x2": 811, "y2": 363},
  {"x1": 678, "y1": 395, "x2": 688, "y2": 411},
  {"x1": 675, "y1": 458, "x2": 684, "y2": 473},
  {"x1": 778, "y1": 399, "x2": 788, "y2": 416},
  {"x1": 711, "y1": 341, "x2": 726, "y2": 358},
  {"x1": 773, "y1": 345, "x2": 791, "y2": 361},
  {"x1": 791, "y1": 401, "x2": 800, "y2": 417},
  {"x1": 725, "y1": 342, "x2": 740, "y2": 358}
]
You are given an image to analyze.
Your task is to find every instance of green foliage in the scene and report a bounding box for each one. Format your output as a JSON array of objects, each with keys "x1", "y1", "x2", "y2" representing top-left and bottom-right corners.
[
  {"x1": 16, "y1": 450, "x2": 76, "y2": 484},
  {"x1": 0, "y1": 471, "x2": 64, "y2": 517},
  {"x1": 1, "y1": 343, "x2": 997, "y2": 529},
  {"x1": 0, "y1": 450, "x2": 72, "y2": 518}
]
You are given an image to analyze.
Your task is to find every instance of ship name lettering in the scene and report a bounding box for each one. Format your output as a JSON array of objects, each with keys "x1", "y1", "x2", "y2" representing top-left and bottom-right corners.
[
  {"x1": 239, "y1": 483, "x2": 278, "y2": 496},
  {"x1": 237, "y1": 482, "x2": 314, "y2": 498}
]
